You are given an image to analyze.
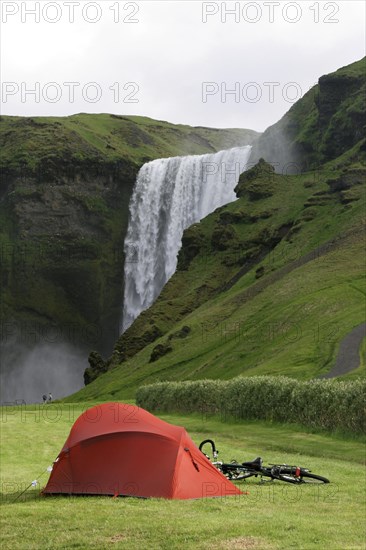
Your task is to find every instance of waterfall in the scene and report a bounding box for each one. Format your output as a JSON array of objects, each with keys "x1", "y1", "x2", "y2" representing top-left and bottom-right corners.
[{"x1": 122, "y1": 145, "x2": 252, "y2": 331}]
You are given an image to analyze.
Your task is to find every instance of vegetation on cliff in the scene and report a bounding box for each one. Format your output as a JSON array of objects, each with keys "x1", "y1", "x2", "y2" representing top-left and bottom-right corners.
[
  {"x1": 250, "y1": 57, "x2": 366, "y2": 171},
  {"x1": 73, "y1": 149, "x2": 365, "y2": 398},
  {"x1": 1, "y1": 58, "x2": 365, "y2": 396},
  {"x1": 73, "y1": 58, "x2": 366, "y2": 396},
  {"x1": 0, "y1": 114, "x2": 257, "y2": 354}
]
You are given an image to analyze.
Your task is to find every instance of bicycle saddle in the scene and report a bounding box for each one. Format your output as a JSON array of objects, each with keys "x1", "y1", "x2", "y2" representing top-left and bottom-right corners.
[{"x1": 242, "y1": 457, "x2": 262, "y2": 470}]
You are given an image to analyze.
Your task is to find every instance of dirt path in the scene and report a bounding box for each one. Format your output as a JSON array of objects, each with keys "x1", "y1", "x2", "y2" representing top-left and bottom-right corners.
[{"x1": 321, "y1": 322, "x2": 366, "y2": 378}]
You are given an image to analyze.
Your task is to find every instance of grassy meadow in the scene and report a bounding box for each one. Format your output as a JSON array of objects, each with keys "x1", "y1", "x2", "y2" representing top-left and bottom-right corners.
[
  {"x1": 1, "y1": 403, "x2": 365, "y2": 549},
  {"x1": 1, "y1": 59, "x2": 365, "y2": 549}
]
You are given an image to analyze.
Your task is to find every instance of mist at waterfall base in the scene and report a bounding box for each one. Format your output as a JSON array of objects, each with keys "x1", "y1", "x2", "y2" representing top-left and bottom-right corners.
[
  {"x1": 122, "y1": 145, "x2": 252, "y2": 331},
  {"x1": 1, "y1": 146, "x2": 251, "y2": 402},
  {"x1": 0, "y1": 334, "x2": 87, "y2": 404}
]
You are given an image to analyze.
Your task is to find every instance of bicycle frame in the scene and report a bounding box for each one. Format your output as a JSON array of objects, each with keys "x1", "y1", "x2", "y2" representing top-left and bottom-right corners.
[{"x1": 199, "y1": 439, "x2": 330, "y2": 484}]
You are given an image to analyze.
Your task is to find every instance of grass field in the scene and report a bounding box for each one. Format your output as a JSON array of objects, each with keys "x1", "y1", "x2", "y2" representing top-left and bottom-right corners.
[{"x1": 1, "y1": 403, "x2": 365, "y2": 549}]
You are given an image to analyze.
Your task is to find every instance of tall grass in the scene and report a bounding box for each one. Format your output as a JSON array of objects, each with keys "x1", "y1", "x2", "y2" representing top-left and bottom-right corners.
[{"x1": 136, "y1": 376, "x2": 366, "y2": 434}]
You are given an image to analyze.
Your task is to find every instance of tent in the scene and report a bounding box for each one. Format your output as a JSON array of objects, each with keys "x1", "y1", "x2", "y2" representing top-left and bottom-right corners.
[{"x1": 42, "y1": 403, "x2": 243, "y2": 499}]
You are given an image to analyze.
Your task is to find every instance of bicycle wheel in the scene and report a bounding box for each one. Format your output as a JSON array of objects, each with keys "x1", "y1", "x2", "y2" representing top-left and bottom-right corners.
[
  {"x1": 230, "y1": 471, "x2": 256, "y2": 481},
  {"x1": 276, "y1": 472, "x2": 329, "y2": 484},
  {"x1": 221, "y1": 464, "x2": 254, "y2": 481}
]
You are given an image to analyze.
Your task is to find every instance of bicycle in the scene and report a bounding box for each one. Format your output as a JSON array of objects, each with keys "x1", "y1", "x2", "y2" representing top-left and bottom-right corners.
[{"x1": 199, "y1": 439, "x2": 330, "y2": 484}]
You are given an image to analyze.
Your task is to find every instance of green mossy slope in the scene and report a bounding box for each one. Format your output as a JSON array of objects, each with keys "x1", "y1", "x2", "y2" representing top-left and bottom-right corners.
[
  {"x1": 72, "y1": 58, "x2": 366, "y2": 394},
  {"x1": 72, "y1": 139, "x2": 365, "y2": 398},
  {"x1": 251, "y1": 57, "x2": 366, "y2": 171},
  {"x1": 0, "y1": 114, "x2": 257, "y2": 353}
]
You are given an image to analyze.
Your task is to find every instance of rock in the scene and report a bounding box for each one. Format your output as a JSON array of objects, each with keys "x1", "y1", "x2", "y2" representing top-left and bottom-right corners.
[
  {"x1": 327, "y1": 168, "x2": 366, "y2": 193},
  {"x1": 177, "y1": 224, "x2": 205, "y2": 270},
  {"x1": 211, "y1": 224, "x2": 237, "y2": 251},
  {"x1": 235, "y1": 159, "x2": 275, "y2": 200},
  {"x1": 219, "y1": 211, "x2": 249, "y2": 225},
  {"x1": 149, "y1": 342, "x2": 173, "y2": 363},
  {"x1": 168, "y1": 326, "x2": 191, "y2": 340},
  {"x1": 84, "y1": 351, "x2": 107, "y2": 385},
  {"x1": 300, "y1": 208, "x2": 317, "y2": 221},
  {"x1": 114, "y1": 324, "x2": 163, "y2": 358}
]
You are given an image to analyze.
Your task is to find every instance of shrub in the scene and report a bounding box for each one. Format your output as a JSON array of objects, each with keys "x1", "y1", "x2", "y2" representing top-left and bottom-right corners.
[{"x1": 136, "y1": 376, "x2": 366, "y2": 435}]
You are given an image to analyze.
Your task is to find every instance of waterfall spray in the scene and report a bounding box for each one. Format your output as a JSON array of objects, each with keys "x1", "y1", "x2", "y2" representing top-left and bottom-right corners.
[{"x1": 122, "y1": 146, "x2": 252, "y2": 331}]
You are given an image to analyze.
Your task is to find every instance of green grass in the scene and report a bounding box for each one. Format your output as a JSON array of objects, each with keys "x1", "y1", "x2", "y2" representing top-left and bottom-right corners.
[
  {"x1": 342, "y1": 337, "x2": 366, "y2": 380},
  {"x1": 252, "y1": 57, "x2": 366, "y2": 170},
  {"x1": 0, "y1": 112, "x2": 258, "y2": 349},
  {"x1": 73, "y1": 158, "x2": 365, "y2": 400},
  {"x1": 1, "y1": 404, "x2": 365, "y2": 549},
  {"x1": 0, "y1": 113, "x2": 259, "y2": 174}
]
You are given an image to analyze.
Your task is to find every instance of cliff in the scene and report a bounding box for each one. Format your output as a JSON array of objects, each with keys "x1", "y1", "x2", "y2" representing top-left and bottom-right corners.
[
  {"x1": 0, "y1": 114, "x2": 258, "y2": 354},
  {"x1": 250, "y1": 57, "x2": 366, "y2": 172}
]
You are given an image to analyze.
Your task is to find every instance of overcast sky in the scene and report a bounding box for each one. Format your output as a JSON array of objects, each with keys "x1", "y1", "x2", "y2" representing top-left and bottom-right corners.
[{"x1": 0, "y1": 1, "x2": 365, "y2": 132}]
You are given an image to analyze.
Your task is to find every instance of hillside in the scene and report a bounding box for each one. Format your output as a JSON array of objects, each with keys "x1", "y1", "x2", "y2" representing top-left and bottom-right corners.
[
  {"x1": 2, "y1": 58, "x2": 365, "y2": 402},
  {"x1": 0, "y1": 114, "x2": 258, "y2": 175},
  {"x1": 250, "y1": 57, "x2": 366, "y2": 171},
  {"x1": 0, "y1": 114, "x2": 258, "y2": 354},
  {"x1": 73, "y1": 143, "x2": 365, "y2": 398},
  {"x1": 74, "y1": 58, "x2": 366, "y2": 398}
]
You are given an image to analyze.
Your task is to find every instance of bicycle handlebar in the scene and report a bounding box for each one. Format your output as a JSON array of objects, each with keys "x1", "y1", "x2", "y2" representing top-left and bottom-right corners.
[{"x1": 199, "y1": 439, "x2": 218, "y2": 459}]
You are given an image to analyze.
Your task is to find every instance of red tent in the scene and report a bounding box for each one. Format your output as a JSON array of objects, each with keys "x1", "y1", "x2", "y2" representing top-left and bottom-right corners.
[{"x1": 42, "y1": 403, "x2": 243, "y2": 499}]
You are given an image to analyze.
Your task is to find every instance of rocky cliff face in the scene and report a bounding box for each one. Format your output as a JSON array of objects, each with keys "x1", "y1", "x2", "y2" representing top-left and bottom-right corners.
[
  {"x1": 0, "y1": 114, "x2": 258, "y2": 359},
  {"x1": 1, "y1": 163, "x2": 137, "y2": 355},
  {"x1": 251, "y1": 57, "x2": 366, "y2": 172}
]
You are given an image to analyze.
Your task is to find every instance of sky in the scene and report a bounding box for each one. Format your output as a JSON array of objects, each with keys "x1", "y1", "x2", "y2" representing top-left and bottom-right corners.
[{"x1": 0, "y1": 0, "x2": 365, "y2": 132}]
